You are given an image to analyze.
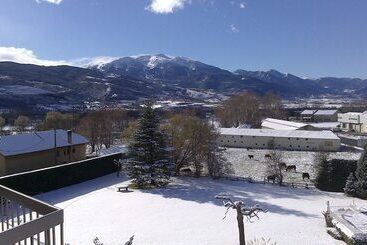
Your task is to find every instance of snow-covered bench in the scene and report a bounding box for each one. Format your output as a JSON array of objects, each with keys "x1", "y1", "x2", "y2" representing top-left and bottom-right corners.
[{"x1": 117, "y1": 186, "x2": 129, "y2": 192}]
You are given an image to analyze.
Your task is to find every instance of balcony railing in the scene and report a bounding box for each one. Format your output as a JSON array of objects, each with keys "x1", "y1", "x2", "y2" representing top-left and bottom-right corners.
[{"x1": 0, "y1": 185, "x2": 64, "y2": 245}]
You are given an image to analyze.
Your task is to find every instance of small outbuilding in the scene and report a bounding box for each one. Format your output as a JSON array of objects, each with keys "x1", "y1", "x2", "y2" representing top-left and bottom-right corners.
[
  {"x1": 313, "y1": 110, "x2": 339, "y2": 122},
  {"x1": 300, "y1": 110, "x2": 317, "y2": 122},
  {"x1": 0, "y1": 130, "x2": 89, "y2": 176}
]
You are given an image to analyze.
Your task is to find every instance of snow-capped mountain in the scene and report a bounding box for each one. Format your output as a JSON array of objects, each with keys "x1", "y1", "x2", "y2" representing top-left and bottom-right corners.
[{"x1": 0, "y1": 54, "x2": 367, "y2": 112}]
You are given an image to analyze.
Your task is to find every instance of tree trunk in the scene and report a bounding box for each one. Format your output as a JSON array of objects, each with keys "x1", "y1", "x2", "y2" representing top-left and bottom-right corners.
[{"x1": 236, "y1": 205, "x2": 245, "y2": 245}]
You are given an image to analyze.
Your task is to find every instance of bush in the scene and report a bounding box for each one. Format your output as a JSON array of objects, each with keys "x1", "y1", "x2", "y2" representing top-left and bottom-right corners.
[
  {"x1": 356, "y1": 146, "x2": 367, "y2": 199},
  {"x1": 315, "y1": 156, "x2": 357, "y2": 192}
]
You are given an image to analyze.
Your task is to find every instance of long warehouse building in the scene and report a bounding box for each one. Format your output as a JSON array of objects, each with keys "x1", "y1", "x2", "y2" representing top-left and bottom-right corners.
[{"x1": 218, "y1": 128, "x2": 340, "y2": 151}]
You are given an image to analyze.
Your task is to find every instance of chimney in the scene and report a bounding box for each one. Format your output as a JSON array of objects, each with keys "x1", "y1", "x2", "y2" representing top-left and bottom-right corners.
[{"x1": 67, "y1": 130, "x2": 72, "y2": 144}]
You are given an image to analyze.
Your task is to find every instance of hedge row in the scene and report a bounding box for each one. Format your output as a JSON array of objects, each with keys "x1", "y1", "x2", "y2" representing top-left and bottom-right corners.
[{"x1": 0, "y1": 153, "x2": 125, "y2": 196}]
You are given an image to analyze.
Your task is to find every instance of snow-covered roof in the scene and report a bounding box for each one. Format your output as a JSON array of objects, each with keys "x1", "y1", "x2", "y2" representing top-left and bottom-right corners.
[
  {"x1": 300, "y1": 110, "x2": 316, "y2": 115},
  {"x1": 96, "y1": 145, "x2": 127, "y2": 156},
  {"x1": 314, "y1": 110, "x2": 338, "y2": 116},
  {"x1": 261, "y1": 118, "x2": 308, "y2": 130},
  {"x1": 310, "y1": 122, "x2": 340, "y2": 129},
  {"x1": 0, "y1": 130, "x2": 89, "y2": 157},
  {"x1": 220, "y1": 128, "x2": 340, "y2": 140}
]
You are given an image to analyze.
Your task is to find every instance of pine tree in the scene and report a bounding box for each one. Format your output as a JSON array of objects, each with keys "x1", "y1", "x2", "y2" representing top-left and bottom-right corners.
[
  {"x1": 344, "y1": 172, "x2": 357, "y2": 196},
  {"x1": 356, "y1": 147, "x2": 367, "y2": 199},
  {"x1": 315, "y1": 153, "x2": 330, "y2": 190},
  {"x1": 126, "y1": 101, "x2": 173, "y2": 188}
]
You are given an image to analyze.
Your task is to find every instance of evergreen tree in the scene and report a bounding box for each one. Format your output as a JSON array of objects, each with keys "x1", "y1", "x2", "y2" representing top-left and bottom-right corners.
[
  {"x1": 344, "y1": 172, "x2": 357, "y2": 197},
  {"x1": 356, "y1": 147, "x2": 367, "y2": 199},
  {"x1": 315, "y1": 153, "x2": 330, "y2": 190},
  {"x1": 126, "y1": 101, "x2": 173, "y2": 188}
]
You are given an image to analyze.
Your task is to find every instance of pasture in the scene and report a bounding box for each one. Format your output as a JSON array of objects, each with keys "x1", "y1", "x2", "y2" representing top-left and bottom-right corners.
[{"x1": 226, "y1": 148, "x2": 361, "y2": 184}]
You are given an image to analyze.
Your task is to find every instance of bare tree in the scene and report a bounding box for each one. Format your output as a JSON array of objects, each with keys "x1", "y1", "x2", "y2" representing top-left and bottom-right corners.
[
  {"x1": 215, "y1": 195, "x2": 267, "y2": 245},
  {"x1": 261, "y1": 91, "x2": 286, "y2": 119},
  {"x1": 266, "y1": 150, "x2": 285, "y2": 186},
  {"x1": 14, "y1": 115, "x2": 30, "y2": 132},
  {"x1": 0, "y1": 115, "x2": 5, "y2": 135},
  {"x1": 216, "y1": 92, "x2": 262, "y2": 128}
]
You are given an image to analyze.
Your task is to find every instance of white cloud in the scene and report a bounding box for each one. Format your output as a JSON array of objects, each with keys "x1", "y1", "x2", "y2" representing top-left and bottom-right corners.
[
  {"x1": 0, "y1": 47, "x2": 69, "y2": 66},
  {"x1": 239, "y1": 2, "x2": 246, "y2": 9},
  {"x1": 35, "y1": 0, "x2": 63, "y2": 4},
  {"x1": 147, "y1": 0, "x2": 188, "y2": 14},
  {"x1": 230, "y1": 24, "x2": 239, "y2": 33},
  {"x1": 0, "y1": 47, "x2": 118, "y2": 67},
  {"x1": 72, "y1": 56, "x2": 119, "y2": 68}
]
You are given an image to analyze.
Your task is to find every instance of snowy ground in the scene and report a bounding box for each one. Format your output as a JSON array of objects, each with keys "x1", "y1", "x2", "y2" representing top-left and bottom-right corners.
[
  {"x1": 226, "y1": 148, "x2": 362, "y2": 183},
  {"x1": 38, "y1": 173, "x2": 367, "y2": 245}
]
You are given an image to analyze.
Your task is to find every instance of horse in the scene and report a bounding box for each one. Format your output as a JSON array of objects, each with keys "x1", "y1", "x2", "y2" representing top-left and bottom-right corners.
[
  {"x1": 267, "y1": 175, "x2": 277, "y2": 183},
  {"x1": 265, "y1": 154, "x2": 272, "y2": 159},
  {"x1": 302, "y1": 172, "x2": 310, "y2": 180},
  {"x1": 279, "y1": 162, "x2": 287, "y2": 169},
  {"x1": 286, "y1": 165, "x2": 297, "y2": 172},
  {"x1": 248, "y1": 154, "x2": 254, "y2": 159}
]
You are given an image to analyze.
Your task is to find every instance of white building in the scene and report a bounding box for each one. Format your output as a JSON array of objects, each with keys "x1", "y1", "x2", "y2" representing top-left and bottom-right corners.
[
  {"x1": 338, "y1": 112, "x2": 367, "y2": 133},
  {"x1": 261, "y1": 118, "x2": 316, "y2": 130},
  {"x1": 218, "y1": 128, "x2": 340, "y2": 151}
]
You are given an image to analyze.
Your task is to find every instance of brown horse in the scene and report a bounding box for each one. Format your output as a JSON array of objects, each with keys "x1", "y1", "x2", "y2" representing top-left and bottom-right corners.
[
  {"x1": 302, "y1": 172, "x2": 310, "y2": 180},
  {"x1": 286, "y1": 165, "x2": 297, "y2": 172},
  {"x1": 265, "y1": 154, "x2": 272, "y2": 159},
  {"x1": 279, "y1": 162, "x2": 287, "y2": 169}
]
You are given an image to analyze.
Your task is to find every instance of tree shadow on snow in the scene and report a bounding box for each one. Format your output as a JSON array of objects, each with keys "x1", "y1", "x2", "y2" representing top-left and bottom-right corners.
[{"x1": 141, "y1": 177, "x2": 341, "y2": 219}]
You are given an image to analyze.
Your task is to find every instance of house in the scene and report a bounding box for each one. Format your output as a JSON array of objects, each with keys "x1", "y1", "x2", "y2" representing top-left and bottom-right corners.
[
  {"x1": 300, "y1": 110, "x2": 316, "y2": 122},
  {"x1": 0, "y1": 130, "x2": 88, "y2": 176},
  {"x1": 261, "y1": 118, "x2": 316, "y2": 130},
  {"x1": 313, "y1": 110, "x2": 339, "y2": 122},
  {"x1": 338, "y1": 112, "x2": 367, "y2": 133},
  {"x1": 218, "y1": 128, "x2": 340, "y2": 151}
]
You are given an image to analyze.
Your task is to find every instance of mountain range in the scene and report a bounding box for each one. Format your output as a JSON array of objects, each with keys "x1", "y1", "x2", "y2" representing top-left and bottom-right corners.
[{"x1": 0, "y1": 54, "x2": 366, "y2": 112}]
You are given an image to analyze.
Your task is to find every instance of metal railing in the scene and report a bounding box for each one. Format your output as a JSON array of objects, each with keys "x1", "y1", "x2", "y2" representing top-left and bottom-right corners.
[{"x1": 0, "y1": 185, "x2": 64, "y2": 245}]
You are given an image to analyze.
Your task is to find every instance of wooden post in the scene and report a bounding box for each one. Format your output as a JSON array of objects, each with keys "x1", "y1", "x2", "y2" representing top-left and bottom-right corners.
[{"x1": 236, "y1": 204, "x2": 245, "y2": 245}]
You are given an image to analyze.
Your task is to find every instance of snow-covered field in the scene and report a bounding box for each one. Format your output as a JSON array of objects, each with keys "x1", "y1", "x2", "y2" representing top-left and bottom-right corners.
[
  {"x1": 226, "y1": 148, "x2": 362, "y2": 183},
  {"x1": 38, "y1": 173, "x2": 367, "y2": 245}
]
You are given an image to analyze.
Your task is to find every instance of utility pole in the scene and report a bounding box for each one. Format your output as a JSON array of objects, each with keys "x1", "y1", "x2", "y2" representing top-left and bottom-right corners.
[{"x1": 54, "y1": 128, "x2": 57, "y2": 165}]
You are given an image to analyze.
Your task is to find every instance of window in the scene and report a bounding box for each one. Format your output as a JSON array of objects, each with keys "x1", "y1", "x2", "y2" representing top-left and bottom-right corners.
[
  {"x1": 227, "y1": 140, "x2": 230, "y2": 143},
  {"x1": 240, "y1": 136, "x2": 243, "y2": 138},
  {"x1": 234, "y1": 141, "x2": 237, "y2": 143},
  {"x1": 57, "y1": 151, "x2": 60, "y2": 157},
  {"x1": 64, "y1": 151, "x2": 66, "y2": 156},
  {"x1": 67, "y1": 149, "x2": 70, "y2": 155},
  {"x1": 288, "y1": 138, "x2": 290, "y2": 140},
  {"x1": 296, "y1": 138, "x2": 299, "y2": 140},
  {"x1": 241, "y1": 141, "x2": 243, "y2": 143},
  {"x1": 232, "y1": 136, "x2": 234, "y2": 138},
  {"x1": 289, "y1": 145, "x2": 292, "y2": 147},
  {"x1": 72, "y1": 148, "x2": 76, "y2": 153},
  {"x1": 255, "y1": 143, "x2": 258, "y2": 145},
  {"x1": 263, "y1": 144, "x2": 265, "y2": 146},
  {"x1": 252, "y1": 136, "x2": 256, "y2": 138},
  {"x1": 306, "y1": 146, "x2": 309, "y2": 148},
  {"x1": 221, "y1": 140, "x2": 223, "y2": 142},
  {"x1": 305, "y1": 138, "x2": 309, "y2": 141},
  {"x1": 298, "y1": 145, "x2": 300, "y2": 148}
]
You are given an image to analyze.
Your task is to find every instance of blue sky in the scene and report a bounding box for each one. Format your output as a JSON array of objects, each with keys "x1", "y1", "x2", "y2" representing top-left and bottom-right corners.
[{"x1": 0, "y1": 0, "x2": 366, "y2": 78}]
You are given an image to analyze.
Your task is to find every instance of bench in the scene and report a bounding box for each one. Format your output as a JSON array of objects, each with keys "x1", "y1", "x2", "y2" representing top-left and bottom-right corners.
[{"x1": 117, "y1": 186, "x2": 129, "y2": 192}]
